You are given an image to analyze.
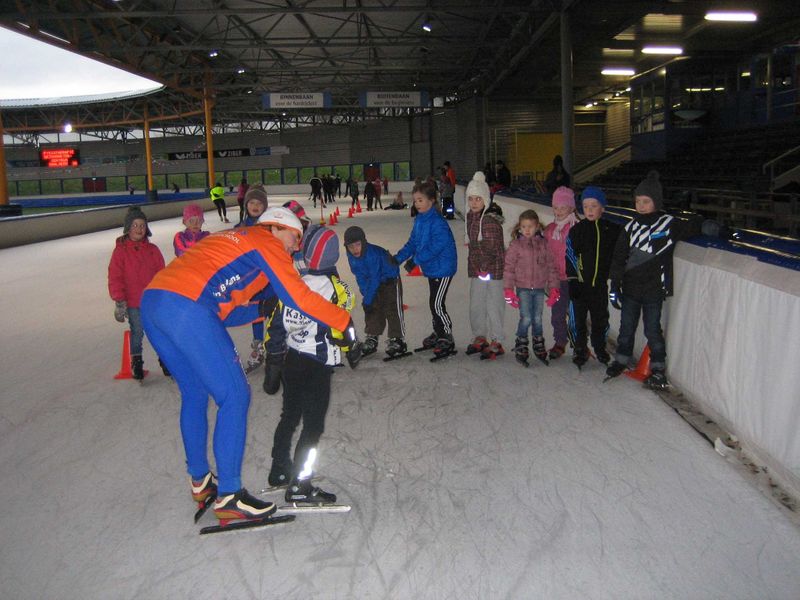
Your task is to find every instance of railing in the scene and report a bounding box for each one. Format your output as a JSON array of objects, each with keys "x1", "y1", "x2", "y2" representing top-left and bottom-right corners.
[
  {"x1": 762, "y1": 143, "x2": 800, "y2": 191},
  {"x1": 573, "y1": 142, "x2": 632, "y2": 185}
]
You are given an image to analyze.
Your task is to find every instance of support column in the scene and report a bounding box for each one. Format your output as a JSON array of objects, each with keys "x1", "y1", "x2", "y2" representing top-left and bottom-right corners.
[
  {"x1": 765, "y1": 53, "x2": 773, "y2": 123},
  {"x1": 560, "y1": 9, "x2": 574, "y2": 175},
  {"x1": 203, "y1": 88, "x2": 216, "y2": 188},
  {"x1": 0, "y1": 111, "x2": 8, "y2": 205},
  {"x1": 142, "y1": 106, "x2": 155, "y2": 199}
]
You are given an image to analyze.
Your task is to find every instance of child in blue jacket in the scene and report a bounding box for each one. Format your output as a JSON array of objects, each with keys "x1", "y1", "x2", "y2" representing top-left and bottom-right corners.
[
  {"x1": 344, "y1": 226, "x2": 407, "y2": 359},
  {"x1": 394, "y1": 179, "x2": 458, "y2": 358}
]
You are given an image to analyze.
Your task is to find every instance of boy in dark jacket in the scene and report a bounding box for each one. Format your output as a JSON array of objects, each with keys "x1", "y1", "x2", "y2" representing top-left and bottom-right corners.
[
  {"x1": 566, "y1": 186, "x2": 621, "y2": 368},
  {"x1": 344, "y1": 226, "x2": 407, "y2": 359},
  {"x1": 605, "y1": 171, "x2": 698, "y2": 389}
]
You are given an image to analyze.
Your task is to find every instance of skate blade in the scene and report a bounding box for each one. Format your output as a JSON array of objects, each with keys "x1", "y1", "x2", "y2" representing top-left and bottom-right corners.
[
  {"x1": 383, "y1": 351, "x2": 413, "y2": 362},
  {"x1": 413, "y1": 346, "x2": 433, "y2": 353},
  {"x1": 277, "y1": 503, "x2": 351, "y2": 515},
  {"x1": 259, "y1": 475, "x2": 326, "y2": 495},
  {"x1": 199, "y1": 514, "x2": 295, "y2": 535},
  {"x1": 193, "y1": 495, "x2": 215, "y2": 523}
]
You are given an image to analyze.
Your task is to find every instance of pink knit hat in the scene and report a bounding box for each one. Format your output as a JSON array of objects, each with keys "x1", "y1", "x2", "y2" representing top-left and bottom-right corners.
[
  {"x1": 552, "y1": 186, "x2": 576, "y2": 209},
  {"x1": 182, "y1": 203, "x2": 204, "y2": 223}
]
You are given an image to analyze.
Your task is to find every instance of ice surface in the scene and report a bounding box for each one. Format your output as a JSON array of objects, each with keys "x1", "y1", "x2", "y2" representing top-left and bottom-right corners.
[{"x1": 1, "y1": 197, "x2": 800, "y2": 599}]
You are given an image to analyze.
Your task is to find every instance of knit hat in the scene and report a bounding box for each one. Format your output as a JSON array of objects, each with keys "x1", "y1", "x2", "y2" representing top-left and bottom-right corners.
[
  {"x1": 552, "y1": 186, "x2": 576, "y2": 209},
  {"x1": 580, "y1": 186, "x2": 607, "y2": 207},
  {"x1": 258, "y1": 206, "x2": 303, "y2": 236},
  {"x1": 283, "y1": 200, "x2": 311, "y2": 223},
  {"x1": 182, "y1": 203, "x2": 204, "y2": 223},
  {"x1": 634, "y1": 170, "x2": 663, "y2": 210},
  {"x1": 244, "y1": 183, "x2": 268, "y2": 208},
  {"x1": 465, "y1": 171, "x2": 490, "y2": 203},
  {"x1": 343, "y1": 225, "x2": 367, "y2": 247},
  {"x1": 304, "y1": 227, "x2": 339, "y2": 275},
  {"x1": 123, "y1": 206, "x2": 151, "y2": 237}
]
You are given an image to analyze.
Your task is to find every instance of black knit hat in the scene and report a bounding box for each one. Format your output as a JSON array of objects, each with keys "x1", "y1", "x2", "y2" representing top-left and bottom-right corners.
[
  {"x1": 123, "y1": 206, "x2": 152, "y2": 237},
  {"x1": 343, "y1": 225, "x2": 366, "y2": 247},
  {"x1": 634, "y1": 170, "x2": 663, "y2": 211}
]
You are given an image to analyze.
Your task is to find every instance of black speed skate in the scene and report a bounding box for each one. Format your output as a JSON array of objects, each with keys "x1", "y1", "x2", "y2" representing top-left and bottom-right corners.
[
  {"x1": 279, "y1": 479, "x2": 351, "y2": 514},
  {"x1": 595, "y1": 348, "x2": 611, "y2": 365},
  {"x1": 644, "y1": 369, "x2": 669, "y2": 390},
  {"x1": 603, "y1": 360, "x2": 627, "y2": 382},
  {"x1": 514, "y1": 337, "x2": 530, "y2": 367},
  {"x1": 384, "y1": 337, "x2": 411, "y2": 362},
  {"x1": 414, "y1": 332, "x2": 439, "y2": 353},
  {"x1": 362, "y1": 335, "x2": 379, "y2": 357},
  {"x1": 131, "y1": 354, "x2": 145, "y2": 381},
  {"x1": 572, "y1": 347, "x2": 589, "y2": 370},
  {"x1": 431, "y1": 336, "x2": 457, "y2": 362},
  {"x1": 532, "y1": 336, "x2": 549, "y2": 365}
]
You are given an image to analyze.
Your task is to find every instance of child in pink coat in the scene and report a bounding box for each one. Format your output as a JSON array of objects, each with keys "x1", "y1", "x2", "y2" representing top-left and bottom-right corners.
[
  {"x1": 173, "y1": 204, "x2": 210, "y2": 257},
  {"x1": 504, "y1": 209, "x2": 560, "y2": 365},
  {"x1": 543, "y1": 186, "x2": 578, "y2": 359}
]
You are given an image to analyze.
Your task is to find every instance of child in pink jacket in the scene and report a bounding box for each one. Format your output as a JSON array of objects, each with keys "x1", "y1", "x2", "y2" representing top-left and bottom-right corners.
[
  {"x1": 173, "y1": 204, "x2": 210, "y2": 257},
  {"x1": 543, "y1": 186, "x2": 578, "y2": 359},
  {"x1": 504, "y1": 209, "x2": 560, "y2": 366}
]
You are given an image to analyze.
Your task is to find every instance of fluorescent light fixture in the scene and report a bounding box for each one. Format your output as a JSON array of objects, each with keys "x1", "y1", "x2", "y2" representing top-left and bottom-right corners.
[
  {"x1": 602, "y1": 48, "x2": 635, "y2": 57},
  {"x1": 741, "y1": 71, "x2": 751, "y2": 77},
  {"x1": 585, "y1": 102, "x2": 594, "y2": 108},
  {"x1": 236, "y1": 67, "x2": 245, "y2": 74},
  {"x1": 208, "y1": 50, "x2": 219, "y2": 58},
  {"x1": 63, "y1": 122, "x2": 72, "y2": 133},
  {"x1": 422, "y1": 22, "x2": 432, "y2": 32},
  {"x1": 642, "y1": 46, "x2": 683, "y2": 55},
  {"x1": 601, "y1": 68, "x2": 635, "y2": 76},
  {"x1": 625, "y1": 87, "x2": 631, "y2": 92},
  {"x1": 704, "y1": 11, "x2": 757, "y2": 22}
]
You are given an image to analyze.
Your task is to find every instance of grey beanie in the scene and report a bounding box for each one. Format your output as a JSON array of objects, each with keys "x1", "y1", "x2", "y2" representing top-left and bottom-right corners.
[
  {"x1": 123, "y1": 206, "x2": 152, "y2": 237},
  {"x1": 634, "y1": 170, "x2": 663, "y2": 211}
]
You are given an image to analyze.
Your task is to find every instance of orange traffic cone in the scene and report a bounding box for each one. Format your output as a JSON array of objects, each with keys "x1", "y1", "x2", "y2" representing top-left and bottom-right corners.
[
  {"x1": 335, "y1": 207, "x2": 340, "y2": 216},
  {"x1": 356, "y1": 202, "x2": 362, "y2": 213},
  {"x1": 329, "y1": 213, "x2": 336, "y2": 225},
  {"x1": 114, "y1": 330, "x2": 133, "y2": 379},
  {"x1": 406, "y1": 265, "x2": 423, "y2": 277},
  {"x1": 625, "y1": 345, "x2": 652, "y2": 381}
]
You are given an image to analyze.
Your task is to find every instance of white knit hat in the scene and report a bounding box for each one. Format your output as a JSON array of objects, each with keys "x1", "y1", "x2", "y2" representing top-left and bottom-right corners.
[
  {"x1": 257, "y1": 206, "x2": 303, "y2": 236},
  {"x1": 465, "y1": 171, "x2": 490, "y2": 202}
]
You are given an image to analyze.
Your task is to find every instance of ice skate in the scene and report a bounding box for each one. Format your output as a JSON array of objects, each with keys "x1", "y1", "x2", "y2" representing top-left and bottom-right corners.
[
  {"x1": 211, "y1": 488, "x2": 277, "y2": 526},
  {"x1": 246, "y1": 339, "x2": 265, "y2": 372},
  {"x1": 548, "y1": 344, "x2": 566, "y2": 360},
  {"x1": 384, "y1": 337, "x2": 411, "y2": 362},
  {"x1": 280, "y1": 478, "x2": 350, "y2": 514},
  {"x1": 603, "y1": 360, "x2": 627, "y2": 382},
  {"x1": 514, "y1": 337, "x2": 530, "y2": 367},
  {"x1": 191, "y1": 472, "x2": 217, "y2": 523},
  {"x1": 431, "y1": 335, "x2": 457, "y2": 362},
  {"x1": 362, "y1": 335, "x2": 379, "y2": 357},
  {"x1": 595, "y1": 348, "x2": 611, "y2": 365},
  {"x1": 465, "y1": 336, "x2": 488, "y2": 356},
  {"x1": 532, "y1": 336, "x2": 549, "y2": 365},
  {"x1": 480, "y1": 341, "x2": 504, "y2": 361},
  {"x1": 414, "y1": 332, "x2": 439, "y2": 353},
  {"x1": 131, "y1": 354, "x2": 145, "y2": 381},
  {"x1": 572, "y1": 347, "x2": 589, "y2": 370},
  {"x1": 644, "y1": 369, "x2": 669, "y2": 390}
]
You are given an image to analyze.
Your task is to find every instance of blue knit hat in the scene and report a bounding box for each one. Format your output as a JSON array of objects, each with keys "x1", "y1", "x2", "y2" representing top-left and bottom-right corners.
[
  {"x1": 580, "y1": 186, "x2": 607, "y2": 207},
  {"x1": 304, "y1": 227, "x2": 339, "y2": 275}
]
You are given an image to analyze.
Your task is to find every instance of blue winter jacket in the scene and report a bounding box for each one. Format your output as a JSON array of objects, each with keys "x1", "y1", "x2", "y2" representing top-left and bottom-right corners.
[
  {"x1": 346, "y1": 243, "x2": 400, "y2": 307},
  {"x1": 394, "y1": 208, "x2": 457, "y2": 278}
]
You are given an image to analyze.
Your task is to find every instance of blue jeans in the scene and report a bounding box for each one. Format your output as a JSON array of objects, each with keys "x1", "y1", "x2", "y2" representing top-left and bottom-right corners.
[
  {"x1": 615, "y1": 291, "x2": 666, "y2": 370},
  {"x1": 515, "y1": 288, "x2": 545, "y2": 338},
  {"x1": 127, "y1": 307, "x2": 144, "y2": 355}
]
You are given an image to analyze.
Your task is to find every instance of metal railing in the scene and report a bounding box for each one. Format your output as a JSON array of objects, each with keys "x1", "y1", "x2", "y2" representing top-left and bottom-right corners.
[{"x1": 762, "y1": 143, "x2": 800, "y2": 191}]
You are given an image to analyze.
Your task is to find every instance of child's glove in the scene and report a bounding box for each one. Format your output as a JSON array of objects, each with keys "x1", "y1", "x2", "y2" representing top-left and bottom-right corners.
[
  {"x1": 503, "y1": 288, "x2": 520, "y2": 309},
  {"x1": 545, "y1": 288, "x2": 561, "y2": 307},
  {"x1": 609, "y1": 281, "x2": 622, "y2": 310},
  {"x1": 114, "y1": 301, "x2": 128, "y2": 323},
  {"x1": 402, "y1": 259, "x2": 416, "y2": 274}
]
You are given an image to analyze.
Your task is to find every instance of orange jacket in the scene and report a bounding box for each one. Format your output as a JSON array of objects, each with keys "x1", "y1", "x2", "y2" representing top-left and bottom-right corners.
[{"x1": 147, "y1": 226, "x2": 350, "y2": 331}]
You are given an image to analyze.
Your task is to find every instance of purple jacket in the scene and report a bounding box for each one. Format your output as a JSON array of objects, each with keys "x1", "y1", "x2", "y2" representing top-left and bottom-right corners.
[
  {"x1": 173, "y1": 229, "x2": 210, "y2": 257},
  {"x1": 504, "y1": 233, "x2": 560, "y2": 290}
]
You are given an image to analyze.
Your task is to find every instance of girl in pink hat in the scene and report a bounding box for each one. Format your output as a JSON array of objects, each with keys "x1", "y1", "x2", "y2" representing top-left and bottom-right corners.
[
  {"x1": 543, "y1": 186, "x2": 578, "y2": 359},
  {"x1": 173, "y1": 204, "x2": 210, "y2": 257}
]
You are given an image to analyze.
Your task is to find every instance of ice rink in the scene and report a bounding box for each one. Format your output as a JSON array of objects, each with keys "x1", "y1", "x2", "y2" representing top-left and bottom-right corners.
[{"x1": 2, "y1": 196, "x2": 800, "y2": 599}]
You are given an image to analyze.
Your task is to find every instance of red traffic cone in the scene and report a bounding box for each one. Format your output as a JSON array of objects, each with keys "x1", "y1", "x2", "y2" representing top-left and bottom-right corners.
[
  {"x1": 625, "y1": 345, "x2": 652, "y2": 381},
  {"x1": 347, "y1": 207, "x2": 354, "y2": 218},
  {"x1": 356, "y1": 202, "x2": 362, "y2": 213},
  {"x1": 335, "y1": 207, "x2": 340, "y2": 216},
  {"x1": 114, "y1": 330, "x2": 133, "y2": 379},
  {"x1": 328, "y1": 213, "x2": 336, "y2": 225},
  {"x1": 406, "y1": 265, "x2": 423, "y2": 277}
]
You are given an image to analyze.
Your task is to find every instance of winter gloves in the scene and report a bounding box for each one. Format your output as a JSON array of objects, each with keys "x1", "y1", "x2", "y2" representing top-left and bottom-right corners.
[
  {"x1": 114, "y1": 301, "x2": 128, "y2": 322},
  {"x1": 609, "y1": 281, "x2": 622, "y2": 310},
  {"x1": 545, "y1": 287, "x2": 561, "y2": 308},
  {"x1": 503, "y1": 288, "x2": 520, "y2": 309}
]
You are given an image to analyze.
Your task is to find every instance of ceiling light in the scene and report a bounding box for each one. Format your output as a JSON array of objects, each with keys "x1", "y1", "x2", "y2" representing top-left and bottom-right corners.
[
  {"x1": 585, "y1": 102, "x2": 594, "y2": 108},
  {"x1": 625, "y1": 87, "x2": 631, "y2": 92},
  {"x1": 208, "y1": 50, "x2": 219, "y2": 58},
  {"x1": 741, "y1": 71, "x2": 751, "y2": 77},
  {"x1": 236, "y1": 67, "x2": 245, "y2": 74},
  {"x1": 601, "y1": 68, "x2": 635, "y2": 76},
  {"x1": 63, "y1": 122, "x2": 72, "y2": 133},
  {"x1": 422, "y1": 14, "x2": 432, "y2": 32},
  {"x1": 704, "y1": 11, "x2": 757, "y2": 22},
  {"x1": 642, "y1": 46, "x2": 683, "y2": 55}
]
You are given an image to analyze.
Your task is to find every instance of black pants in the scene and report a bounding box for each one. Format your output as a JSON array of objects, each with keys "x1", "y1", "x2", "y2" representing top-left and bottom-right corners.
[
  {"x1": 568, "y1": 283, "x2": 609, "y2": 352},
  {"x1": 364, "y1": 279, "x2": 405, "y2": 339},
  {"x1": 213, "y1": 198, "x2": 227, "y2": 219},
  {"x1": 271, "y1": 350, "x2": 332, "y2": 474},
  {"x1": 428, "y1": 276, "x2": 453, "y2": 337}
]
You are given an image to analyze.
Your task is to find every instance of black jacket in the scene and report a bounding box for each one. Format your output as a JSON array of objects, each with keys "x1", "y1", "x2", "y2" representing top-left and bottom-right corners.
[{"x1": 566, "y1": 218, "x2": 621, "y2": 289}]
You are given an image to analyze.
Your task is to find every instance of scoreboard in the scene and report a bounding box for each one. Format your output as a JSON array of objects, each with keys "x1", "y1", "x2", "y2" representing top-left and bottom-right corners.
[{"x1": 39, "y1": 148, "x2": 80, "y2": 168}]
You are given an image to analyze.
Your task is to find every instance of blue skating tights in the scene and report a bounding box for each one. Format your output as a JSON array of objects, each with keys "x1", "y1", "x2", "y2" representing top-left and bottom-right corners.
[{"x1": 141, "y1": 289, "x2": 250, "y2": 494}]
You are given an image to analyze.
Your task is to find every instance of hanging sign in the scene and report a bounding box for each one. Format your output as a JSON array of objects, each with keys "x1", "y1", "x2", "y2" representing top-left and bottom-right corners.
[
  {"x1": 262, "y1": 92, "x2": 332, "y2": 109},
  {"x1": 359, "y1": 91, "x2": 429, "y2": 108}
]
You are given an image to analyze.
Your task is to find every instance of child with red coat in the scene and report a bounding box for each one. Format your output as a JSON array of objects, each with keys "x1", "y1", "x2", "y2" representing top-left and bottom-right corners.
[{"x1": 108, "y1": 207, "x2": 166, "y2": 379}]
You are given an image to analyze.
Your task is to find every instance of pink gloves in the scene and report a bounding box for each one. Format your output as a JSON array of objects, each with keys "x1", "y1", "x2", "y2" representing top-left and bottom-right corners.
[
  {"x1": 504, "y1": 288, "x2": 520, "y2": 309},
  {"x1": 545, "y1": 287, "x2": 561, "y2": 307}
]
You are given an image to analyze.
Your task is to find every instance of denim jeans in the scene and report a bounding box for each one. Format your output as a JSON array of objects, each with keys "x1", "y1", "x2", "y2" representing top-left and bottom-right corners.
[
  {"x1": 515, "y1": 288, "x2": 545, "y2": 338},
  {"x1": 615, "y1": 290, "x2": 666, "y2": 370},
  {"x1": 127, "y1": 307, "x2": 144, "y2": 355}
]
